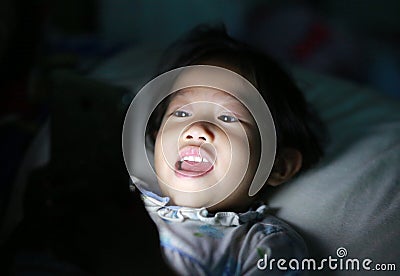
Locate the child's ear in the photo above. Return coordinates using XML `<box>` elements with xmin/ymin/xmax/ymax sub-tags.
<box><xmin>267</xmin><ymin>148</ymin><xmax>302</xmax><ymax>186</ymax></box>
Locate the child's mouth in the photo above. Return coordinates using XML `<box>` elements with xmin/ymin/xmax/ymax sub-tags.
<box><xmin>175</xmin><ymin>146</ymin><xmax>215</xmax><ymax>177</ymax></box>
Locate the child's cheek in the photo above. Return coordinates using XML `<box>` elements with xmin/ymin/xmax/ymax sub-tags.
<box><xmin>155</xmin><ymin>120</ymin><xmax>188</xmax><ymax>173</ymax></box>
<box><xmin>213</xmin><ymin>126</ymin><xmax>250</xmax><ymax>186</ymax></box>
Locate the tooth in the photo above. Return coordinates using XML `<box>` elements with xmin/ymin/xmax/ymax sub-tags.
<box><xmin>181</xmin><ymin>155</ymin><xmax>208</xmax><ymax>162</ymax></box>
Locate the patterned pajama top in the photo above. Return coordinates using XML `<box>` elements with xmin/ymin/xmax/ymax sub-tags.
<box><xmin>142</xmin><ymin>190</ymin><xmax>307</xmax><ymax>276</ymax></box>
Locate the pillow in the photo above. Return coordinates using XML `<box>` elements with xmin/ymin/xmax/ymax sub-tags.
<box><xmin>266</xmin><ymin>67</ymin><xmax>400</xmax><ymax>270</ymax></box>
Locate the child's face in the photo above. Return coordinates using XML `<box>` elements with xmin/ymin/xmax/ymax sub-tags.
<box><xmin>154</xmin><ymin>87</ymin><xmax>261</xmax><ymax>211</ymax></box>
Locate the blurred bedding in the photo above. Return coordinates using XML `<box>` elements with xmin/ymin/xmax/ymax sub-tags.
<box><xmin>269</xmin><ymin>68</ymin><xmax>400</xmax><ymax>269</ymax></box>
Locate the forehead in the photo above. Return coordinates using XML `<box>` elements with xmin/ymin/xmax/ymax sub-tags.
<box><xmin>171</xmin><ymin>87</ymin><xmax>243</xmax><ymax>106</ymax></box>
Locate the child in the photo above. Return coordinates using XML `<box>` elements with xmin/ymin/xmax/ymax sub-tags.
<box><xmin>133</xmin><ymin>25</ymin><xmax>324</xmax><ymax>275</ymax></box>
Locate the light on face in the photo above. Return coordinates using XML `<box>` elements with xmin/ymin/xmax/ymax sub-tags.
<box><xmin>122</xmin><ymin>65</ymin><xmax>276</xmax><ymax>208</ymax></box>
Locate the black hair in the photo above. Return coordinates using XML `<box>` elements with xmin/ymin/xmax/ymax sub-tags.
<box><xmin>146</xmin><ymin>24</ymin><xmax>326</xmax><ymax>172</ymax></box>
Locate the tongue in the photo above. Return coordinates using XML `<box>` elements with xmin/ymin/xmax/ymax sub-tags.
<box><xmin>180</xmin><ymin>161</ymin><xmax>213</xmax><ymax>173</ymax></box>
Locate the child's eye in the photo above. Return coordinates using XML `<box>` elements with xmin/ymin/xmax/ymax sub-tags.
<box><xmin>173</xmin><ymin>110</ymin><xmax>191</xmax><ymax>117</ymax></box>
<box><xmin>218</xmin><ymin>115</ymin><xmax>238</xmax><ymax>123</ymax></box>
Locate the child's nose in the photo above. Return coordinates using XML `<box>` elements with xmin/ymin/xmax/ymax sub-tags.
<box><xmin>183</xmin><ymin>122</ymin><xmax>214</xmax><ymax>142</ymax></box>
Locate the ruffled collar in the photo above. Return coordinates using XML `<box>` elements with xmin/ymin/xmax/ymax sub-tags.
<box><xmin>141</xmin><ymin>189</ymin><xmax>268</xmax><ymax>227</ymax></box>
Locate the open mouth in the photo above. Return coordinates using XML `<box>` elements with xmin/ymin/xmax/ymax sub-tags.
<box><xmin>175</xmin><ymin>146</ymin><xmax>215</xmax><ymax>177</ymax></box>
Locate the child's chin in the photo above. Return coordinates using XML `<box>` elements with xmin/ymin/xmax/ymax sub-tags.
<box><xmin>166</xmin><ymin>177</ymin><xmax>215</xmax><ymax>192</ymax></box>
<box><xmin>167</xmin><ymin>192</ymin><xmax>211</xmax><ymax>208</ymax></box>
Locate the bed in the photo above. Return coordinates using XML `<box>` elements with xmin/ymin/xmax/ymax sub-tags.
<box><xmin>3</xmin><ymin>46</ymin><xmax>399</xmax><ymax>275</ymax></box>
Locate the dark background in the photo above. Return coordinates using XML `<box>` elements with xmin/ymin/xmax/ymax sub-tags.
<box><xmin>1</xmin><ymin>0</ymin><xmax>399</xmax><ymax>274</ymax></box>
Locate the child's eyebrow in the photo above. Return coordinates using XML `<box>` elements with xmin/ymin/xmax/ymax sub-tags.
<box><xmin>170</xmin><ymin>90</ymin><xmax>193</xmax><ymax>104</ymax></box>
<box><xmin>168</xmin><ymin>92</ymin><xmax>190</xmax><ymax>106</ymax></box>
<box><xmin>217</xmin><ymin>94</ymin><xmax>249</xmax><ymax>113</ymax></box>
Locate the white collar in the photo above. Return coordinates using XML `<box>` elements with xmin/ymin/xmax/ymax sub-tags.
<box><xmin>141</xmin><ymin>189</ymin><xmax>268</xmax><ymax>227</ymax></box>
